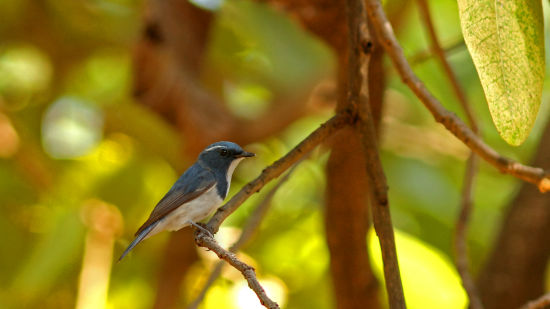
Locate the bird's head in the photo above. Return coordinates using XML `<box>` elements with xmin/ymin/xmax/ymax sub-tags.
<box><xmin>198</xmin><ymin>141</ymin><xmax>255</xmax><ymax>172</ymax></box>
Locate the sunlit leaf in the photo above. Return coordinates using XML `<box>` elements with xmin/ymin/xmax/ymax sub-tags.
<box><xmin>457</xmin><ymin>0</ymin><xmax>545</xmax><ymax>145</ymax></box>
<box><xmin>369</xmin><ymin>229</ymin><xmax>467</xmax><ymax>309</ymax></box>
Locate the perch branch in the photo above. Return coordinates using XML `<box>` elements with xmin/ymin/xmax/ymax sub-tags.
<box><xmin>192</xmin><ymin>114</ymin><xmax>347</xmax><ymax>307</ymax></box>
<box><xmin>345</xmin><ymin>0</ymin><xmax>406</xmax><ymax>307</ymax></box>
<box><xmin>205</xmin><ymin>113</ymin><xmax>349</xmax><ymax>233</ymax></box>
<box><xmin>519</xmin><ymin>293</ymin><xmax>550</xmax><ymax>309</ymax></box>
<box><xmin>416</xmin><ymin>1</ymin><xmax>483</xmax><ymax>307</ymax></box>
<box><xmin>364</xmin><ymin>0</ymin><xmax>550</xmax><ymax>192</ymax></box>
<box><xmin>194</xmin><ymin>232</ymin><xmax>279</xmax><ymax>309</ymax></box>
<box><xmin>188</xmin><ymin>166</ymin><xmax>297</xmax><ymax>309</ymax></box>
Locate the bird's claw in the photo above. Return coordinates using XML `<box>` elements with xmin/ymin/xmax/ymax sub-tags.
<box><xmin>189</xmin><ymin>221</ymin><xmax>214</xmax><ymax>238</ymax></box>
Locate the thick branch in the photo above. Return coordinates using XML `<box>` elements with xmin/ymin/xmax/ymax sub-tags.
<box><xmin>325</xmin><ymin>127</ymin><xmax>381</xmax><ymax>309</ymax></box>
<box><xmin>345</xmin><ymin>0</ymin><xmax>406</xmax><ymax>307</ymax></box>
<box><xmin>364</xmin><ymin>0</ymin><xmax>550</xmax><ymax>192</ymax></box>
<box><xmin>194</xmin><ymin>232</ymin><xmax>279</xmax><ymax>309</ymax></box>
<box><xmin>205</xmin><ymin>113</ymin><xmax>349</xmax><ymax>233</ymax></box>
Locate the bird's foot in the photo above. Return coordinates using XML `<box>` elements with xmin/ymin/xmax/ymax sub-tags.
<box><xmin>188</xmin><ymin>221</ymin><xmax>214</xmax><ymax>239</ymax></box>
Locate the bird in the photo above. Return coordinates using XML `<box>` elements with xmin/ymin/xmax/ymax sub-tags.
<box><xmin>118</xmin><ymin>141</ymin><xmax>255</xmax><ymax>261</ymax></box>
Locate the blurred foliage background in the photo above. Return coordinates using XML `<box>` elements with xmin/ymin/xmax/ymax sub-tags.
<box><xmin>1</xmin><ymin>0</ymin><xmax>549</xmax><ymax>308</ymax></box>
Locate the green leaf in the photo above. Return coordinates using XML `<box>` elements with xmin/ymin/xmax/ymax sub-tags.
<box><xmin>457</xmin><ymin>0</ymin><xmax>545</xmax><ymax>145</ymax></box>
<box><xmin>369</xmin><ymin>229</ymin><xmax>467</xmax><ymax>308</ymax></box>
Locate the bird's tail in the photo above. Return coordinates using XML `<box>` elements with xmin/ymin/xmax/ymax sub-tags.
<box><xmin>118</xmin><ymin>221</ymin><xmax>158</xmax><ymax>262</ymax></box>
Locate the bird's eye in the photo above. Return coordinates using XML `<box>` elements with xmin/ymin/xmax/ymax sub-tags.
<box><xmin>220</xmin><ymin>149</ymin><xmax>228</xmax><ymax>156</ymax></box>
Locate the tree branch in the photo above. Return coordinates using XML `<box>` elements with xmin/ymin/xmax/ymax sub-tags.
<box><xmin>188</xmin><ymin>165</ymin><xmax>297</xmax><ymax>309</ymax></box>
<box><xmin>189</xmin><ymin>114</ymin><xmax>347</xmax><ymax>307</ymax></box>
<box><xmin>416</xmin><ymin>0</ymin><xmax>476</xmax><ymax>132</ymax></box>
<box><xmin>204</xmin><ymin>113</ymin><xmax>349</xmax><ymax>233</ymax></box>
<box><xmin>409</xmin><ymin>39</ymin><xmax>465</xmax><ymax>66</ymax></box>
<box><xmin>344</xmin><ymin>0</ymin><xmax>406</xmax><ymax>307</ymax></box>
<box><xmin>364</xmin><ymin>0</ymin><xmax>550</xmax><ymax>192</ymax></box>
<box><xmin>194</xmin><ymin>232</ymin><xmax>280</xmax><ymax>309</ymax></box>
<box><xmin>519</xmin><ymin>293</ymin><xmax>550</xmax><ymax>309</ymax></box>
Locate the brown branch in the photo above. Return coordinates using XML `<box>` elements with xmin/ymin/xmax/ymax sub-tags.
<box><xmin>194</xmin><ymin>232</ymin><xmax>280</xmax><ymax>309</ymax></box>
<box><xmin>416</xmin><ymin>0</ymin><xmax>476</xmax><ymax>132</ymax></box>
<box><xmin>189</xmin><ymin>114</ymin><xmax>347</xmax><ymax>307</ymax></box>
<box><xmin>344</xmin><ymin>0</ymin><xmax>406</xmax><ymax>307</ymax></box>
<box><xmin>356</xmin><ymin>116</ymin><xmax>406</xmax><ymax>309</ymax></box>
<box><xmin>519</xmin><ymin>293</ymin><xmax>550</xmax><ymax>309</ymax></box>
<box><xmin>364</xmin><ymin>0</ymin><xmax>550</xmax><ymax>192</ymax></box>
<box><xmin>408</xmin><ymin>39</ymin><xmax>465</xmax><ymax>66</ymax></box>
<box><xmin>188</xmin><ymin>165</ymin><xmax>297</xmax><ymax>309</ymax></box>
<box><xmin>204</xmin><ymin>113</ymin><xmax>349</xmax><ymax>233</ymax></box>
<box><xmin>416</xmin><ymin>1</ymin><xmax>483</xmax><ymax>308</ymax></box>
<box><xmin>454</xmin><ymin>155</ymin><xmax>484</xmax><ymax>309</ymax></box>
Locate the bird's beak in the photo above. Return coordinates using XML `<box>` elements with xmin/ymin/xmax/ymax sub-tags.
<box><xmin>236</xmin><ymin>151</ymin><xmax>255</xmax><ymax>158</ymax></box>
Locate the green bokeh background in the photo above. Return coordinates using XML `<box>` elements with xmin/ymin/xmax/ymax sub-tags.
<box><xmin>1</xmin><ymin>0</ymin><xmax>549</xmax><ymax>308</ymax></box>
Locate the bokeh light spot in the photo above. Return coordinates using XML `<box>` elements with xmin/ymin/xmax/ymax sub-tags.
<box><xmin>0</xmin><ymin>45</ymin><xmax>52</xmax><ymax>93</ymax></box>
<box><xmin>0</xmin><ymin>112</ymin><xmax>20</xmax><ymax>157</ymax></box>
<box><xmin>232</xmin><ymin>277</ymin><xmax>287</xmax><ymax>309</ymax></box>
<box><xmin>368</xmin><ymin>228</ymin><xmax>467</xmax><ymax>309</ymax></box>
<box><xmin>42</xmin><ymin>96</ymin><xmax>103</xmax><ymax>159</ymax></box>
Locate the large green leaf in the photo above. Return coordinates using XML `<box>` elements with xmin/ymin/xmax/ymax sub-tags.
<box><xmin>457</xmin><ymin>0</ymin><xmax>545</xmax><ymax>145</ymax></box>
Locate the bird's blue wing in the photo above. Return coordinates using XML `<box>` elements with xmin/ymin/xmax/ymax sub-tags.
<box><xmin>134</xmin><ymin>163</ymin><xmax>216</xmax><ymax>236</ymax></box>
<box><xmin>118</xmin><ymin>164</ymin><xmax>216</xmax><ymax>261</ymax></box>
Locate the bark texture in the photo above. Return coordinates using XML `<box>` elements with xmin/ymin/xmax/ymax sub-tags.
<box><xmin>323</xmin><ymin>4</ymin><xmax>385</xmax><ymax>307</ymax></box>
<box><xmin>325</xmin><ymin>127</ymin><xmax>381</xmax><ymax>309</ymax></box>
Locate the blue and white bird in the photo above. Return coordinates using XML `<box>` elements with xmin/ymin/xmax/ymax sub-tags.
<box><xmin>119</xmin><ymin>141</ymin><xmax>254</xmax><ymax>261</ymax></box>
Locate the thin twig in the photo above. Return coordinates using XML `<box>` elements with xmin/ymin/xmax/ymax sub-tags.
<box><xmin>519</xmin><ymin>293</ymin><xmax>550</xmax><ymax>309</ymax></box>
<box><xmin>194</xmin><ymin>232</ymin><xmax>280</xmax><ymax>309</ymax></box>
<box><xmin>416</xmin><ymin>1</ymin><xmax>484</xmax><ymax>308</ymax></box>
<box><xmin>188</xmin><ymin>165</ymin><xmax>298</xmax><ymax>309</ymax></box>
<box><xmin>345</xmin><ymin>0</ymin><xmax>406</xmax><ymax>307</ymax></box>
<box><xmin>416</xmin><ymin>0</ymin><xmax>476</xmax><ymax>132</ymax></box>
<box><xmin>364</xmin><ymin>0</ymin><xmax>550</xmax><ymax>193</ymax></box>
<box><xmin>205</xmin><ymin>113</ymin><xmax>349</xmax><ymax>233</ymax></box>
<box><xmin>454</xmin><ymin>155</ymin><xmax>484</xmax><ymax>309</ymax></box>
<box><xmin>409</xmin><ymin>39</ymin><xmax>465</xmax><ymax>66</ymax></box>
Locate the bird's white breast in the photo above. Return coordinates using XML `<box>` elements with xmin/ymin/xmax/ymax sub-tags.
<box><xmin>225</xmin><ymin>157</ymin><xmax>244</xmax><ymax>196</ymax></box>
<box><xmin>148</xmin><ymin>186</ymin><xmax>223</xmax><ymax>237</ymax></box>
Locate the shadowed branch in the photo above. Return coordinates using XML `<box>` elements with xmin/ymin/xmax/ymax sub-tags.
<box><xmin>345</xmin><ymin>0</ymin><xmax>406</xmax><ymax>307</ymax></box>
